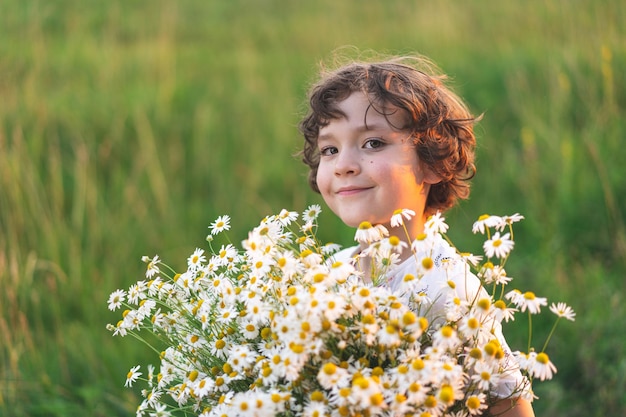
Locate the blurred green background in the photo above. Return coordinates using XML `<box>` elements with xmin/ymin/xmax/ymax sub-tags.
<box><xmin>1</xmin><ymin>0</ymin><xmax>625</xmax><ymax>415</ymax></box>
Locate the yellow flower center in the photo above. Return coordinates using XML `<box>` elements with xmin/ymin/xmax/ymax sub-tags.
<box><xmin>441</xmin><ymin>325</ymin><xmax>453</xmax><ymax>338</ymax></box>
<box><xmin>537</xmin><ymin>352</ymin><xmax>550</xmax><ymax>364</ymax></box>
<box><xmin>466</xmin><ymin>396</ymin><xmax>481</xmax><ymax>409</ymax></box>
<box><xmin>477</xmin><ymin>298</ymin><xmax>491</xmax><ymax>310</ymax></box>
<box><xmin>422</xmin><ymin>257</ymin><xmax>434</xmax><ymax>269</ymax></box>
<box><xmin>310</xmin><ymin>391</ymin><xmax>325</xmax><ymax>402</ymax></box>
<box><xmin>438</xmin><ymin>385</ymin><xmax>454</xmax><ymax>403</ymax></box>
<box><xmin>358</xmin><ymin>221</ymin><xmax>373</xmax><ymax>230</ymax></box>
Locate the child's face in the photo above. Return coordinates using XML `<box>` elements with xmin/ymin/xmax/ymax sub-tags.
<box><xmin>316</xmin><ymin>92</ymin><xmax>437</xmax><ymax>231</ymax></box>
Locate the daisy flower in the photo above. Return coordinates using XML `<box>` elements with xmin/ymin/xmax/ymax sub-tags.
<box><xmin>528</xmin><ymin>351</ymin><xmax>557</xmax><ymax>381</ymax></box>
<box><xmin>472</xmin><ymin>214</ymin><xmax>503</xmax><ymax>235</ymax></box>
<box><xmin>479</xmin><ymin>263</ymin><xmax>512</xmax><ymax>285</ymax></box>
<box><xmin>187</xmin><ymin>248</ymin><xmax>206</xmax><ymax>270</ymax></box>
<box><xmin>471</xmin><ymin>361</ymin><xmax>501</xmax><ymax>391</ymax></box>
<box><xmin>209</xmin><ymin>215</ymin><xmax>231</xmax><ymax>236</ymax></box>
<box><xmin>506</xmin><ymin>290</ymin><xmax>547</xmax><ymax>314</ymax></box>
<box><xmin>107</xmin><ymin>289</ymin><xmax>126</xmax><ymax>311</ymax></box>
<box><xmin>390</xmin><ymin>208</ymin><xmax>416</xmax><ymax>227</ymax></box>
<box><xmin>432</xmin><ymin>325</ymin><xmax>461</xmax><ymax>351</ymax></box>
<box><xmin>465</xmin><ymin>393</ymin><xmax>488</xmax><ymax>415</ymax></box>
<box><xmin>458</xmin><ymin>314</ymin><xmax>484</xmax><ymax>339</ymax></box>
<box><xmin>549</xmin><ymin>302</ymin><xmax>576</xmax><ymax>321</ymax></box>
<box><xmin>425</xmin><ymin>211</ymin><xmax>449</xmax><ymax>234</ymax></box>
<box><xmin>277</xmin><ymin>208</ymin><xmax>299</xmax><ymax>225</ymax></box>
<box><xmin>193</xmin><ymin>376</ymin><xmax>216</xmax><ymax>399</ymax></box>
<box><xmin>483</xmin><ymin>232</ymin><xmax>514</xmax><ymax>259</ymax></box>
<box><xmin>354</xmin><ymin>221</ymin><xmax>389</xmax><ymax>244</ymax></box>
<box><xmin>302</xmin><ymin>204</ymin><xmax>322</xmax><ymax>223</ymax></box>
<box><xmin>460</xmin><ymin>252</ymin><xmax>483</xmax><ymax>267</ymax></box>
<box><xmin>493</xmin><ymin>299</ymin><xmax>518</xmax><ymax>323</ymax></box>
<box><xmin>321</xmin><ymin>242</ymin><xmax>342</xmax><ymax>255</ymax></box>
<box><xmin>146</xmin><ymin>364</ymin><xmax>156</xmax><ymax>386</ymax></box>
<box><xmin>317</xmin><ymin>362</ymin><xmax>351</xmax><ymax>389</ymax></box>
<box><xmin>228</xmin><ymin>344</ymin><xmax>258</xmax><ymax>373</ymax></box>
<box><xmin>302</xmin><ymin>400</ymin><xmax>328</xmax><ymax>417</ymax></box>
<box><xmin>496</xmin><ymin>213</ymin><xmax>525</xmax><ymax>231</ymax></box>
<box><xmin>127</xmin><ymin>282</ymin><xmax>147</xmax><ymax>304</ymax></box>
<box><xmin>386</xmin><ymin>235</ymin><xmax>409</xmax><ymax>254</ymax></box>
<box><xmin>142</xmin><ymin>255</ymin><xmax>161</xmax><ymax>278</ymax></box>
<box><xmin>435</xmin><ymin>383</ymin><xmax>464</xmax><ymax>408</ymax></box>
<box><xmin>216</xmin><ymin>243</ymin><xmax>238</xmax><ymax>266</ymax></box>
<box><xmin>125</xmin><ymin>365</ymin><xmax>142</xmax><ymax>387</ymax></box>
<box><xmin>377</xmin><ymin>321</ymin><xmax>403</xmax><ymax>347</ymax></box>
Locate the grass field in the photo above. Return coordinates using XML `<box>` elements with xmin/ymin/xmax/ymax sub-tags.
<box><xmin>1</xmin><ymin>0</ymin><xmax>625</xmax><ymax>415</ymax></box>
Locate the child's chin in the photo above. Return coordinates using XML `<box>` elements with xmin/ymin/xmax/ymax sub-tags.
<box><xmin>340</xmin><ymin>217</ymin><xmax>364</xmax><ymax>228</ymax></box>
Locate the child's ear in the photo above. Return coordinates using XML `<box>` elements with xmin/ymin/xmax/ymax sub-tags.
<box><xmin>419</xmin><ymin>162</ymin><xmax>442</xmax><ymax>185</ymax></box>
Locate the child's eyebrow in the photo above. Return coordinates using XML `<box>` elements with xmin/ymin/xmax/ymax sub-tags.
<box><xmin>318</xmin><ymin>123</ymin><xmax>389</xmax><ymax>141</ymax></box>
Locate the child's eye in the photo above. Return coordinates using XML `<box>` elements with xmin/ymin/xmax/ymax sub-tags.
<box><xmin>320</xmin><ymin>146</ymin><xmax>338</xmax><ymax>156</ymax></box>
<box><xmin>363</xmin><ymin>138</ymin><xmax>384</xmax><ymax>149</ymax></box>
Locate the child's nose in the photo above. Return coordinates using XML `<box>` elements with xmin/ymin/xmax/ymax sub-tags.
<box><xmin>334</xmin><ymin>150</ymin><xmax>360</xmax><ymax>176</ymax></box>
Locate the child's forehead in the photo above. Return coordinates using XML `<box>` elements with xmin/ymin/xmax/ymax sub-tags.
<box><xmin>325</xmin><ymin>91</ymin><xmax>410</xmax><ymax>130</ymax></box>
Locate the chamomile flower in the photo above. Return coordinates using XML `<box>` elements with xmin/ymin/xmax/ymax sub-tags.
<box><xmin>277</xmin><ymin>208</ymin><xmax>299</xmax><ymax>226</ymax></box>
<box><xmin>209</xmin><ymin>215</ymin><xmax>231</xmax><ymax>235</ymax></box>
<box><xmin>321</xmin><ymin>242</ymin><xmax>342</xmax><ymax>255</ymax></box>
<box><xmin>302</xmin><ymin>401</ymin><xmax>328</xmax><ymax>417</ymax></box>
<box><xmin>142</xmin><ymin>255</ymin><xmax>161</xmax><ymax>278</ymax></box>
<box><xmin>433</xmin><ymin>325</ymin><xmax>461</xmax><ymax>351</ymax></box>
<box><xmin>300</xmin><ymin>220</ymin><xmax>315</xmax><ymax>233</ymax></box>
<box><xmin>479</xmin><ymin>263</ymin><xmax>511</xmax><ymax>285</ymax></box>
<box><xmin>302</xmin><ymin>204</ymin><xmax>322</xmax><ymax>223</ymax></box>
<box><xmin>125</xmin><ymin>365</ymin><xmax>142</xmax><ymax>387</ymax></box>
<box><xmin>493</xmin><ymin>299</ymin><xmax>518</xmax><ymax>323</ymax></box>
<box><xmin>549</xmin><ymin>302</ymin><xmax>576</xmax><ymax>321</ymax></box>
<box><xmin>527</xmin><ymin>351</ymin><xmax>557</xmax><ymax>381</ymax></box>
<box><xmin>460</xmin><ymin>252</ymin><xmax>483</xmax><ymax>267</ymax></box>
<box><xmin>210</xmin><ymin>338</ymin><xmax>231</xmax><ymax>360</ymax></box>
<box><xmin>128</xmin><ymin>281</ymin><xmax>147</xmax><ymax>304</ymax></box>
<box><xmin>354</xmin><ymin>221</ymin><xmax>389</xmax><ymax>244</ymax></box>
<box><xmin>465</xmin><ymin>393</ymin><xmax>488</xmax><ymax>415</ymax></box>
<box><xmin>187</xmin><ymin>248</ymin><xmax>207</xmax><ymax>270</ymax></box>
<box><xmin>377</xmin><ymin>320</ymin><xmax>403</xmax><ymax>347</ymax></box>
<box><xmin>506</xmin><ymin>290</ymin><xmax>547</xmax><ymax>314</ymax></box>
<box><xmin>107</xmin><ymin>289</ymin><xmax>126</xmax><ymax>311</ymax></box>
<box><xmin>317</xmin><ymin>361</ymin><xmax>352</xmax><ymax>389</ymax></box>
<box><xmin>386</xmin><ymin>235</ymin><xmax>409</xmax><ymax>254</ymax></box>
<box><xmin>228</xmin><ymin>344</ymin><xmax>258</xmax><ymax>373</ymax></box>
<box><xmin>436</xmin><ymin>382</ymin><xmax>464</xmax><ymax>408</ymax></box>
<box><xmin>471</xmin><ymin>361</ymin><xmax>501</xmax><ymax>391</ymax></box>
<box><xmin>472</xmin><ymin>214</ymin><xmax>503</xmax><ymax>235</ymax></box>
<box><xmin>216</xmin><ymin>243</ymin><xmax>238</xmax><ymax>266</ymax></box>
<box><xmin>240</xmin><ymin>320</ymin><xmax>260</xmax><ymax>340</ymax></box>
<box><xmin>458</xmin><ymin>313</ymin><xmax>485</xmax><ymax>339</ymax></box>
<box><xmin>425</xmin><ymin>211</ymin><xmax>449</xmax><ymax>234</ymax></box>
<box><xmin>390</xmin><ymin>208</ymin><xmax>416</xmax><ymax>227</ymax></box>
<box><xmin>483</xmin><ymin>232</ymin><xmax>514</xmax><ymax>259</ymax></box>
<box><xmin>496</xmin><ymin>213</ymin><xmax>525</xmax><ymax>231</ymax></box>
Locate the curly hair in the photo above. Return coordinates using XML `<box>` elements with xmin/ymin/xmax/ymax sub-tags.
<box><xmin>299</xmin><ymin>55</ymin><xmax>478</xmax><ymax>214</ymax></box>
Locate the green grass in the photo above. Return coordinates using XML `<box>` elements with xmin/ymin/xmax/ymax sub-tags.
<box><xmin>1</xmin><ymin>0</ymin><xmax>625</xmax><ymax>415</ymax></box>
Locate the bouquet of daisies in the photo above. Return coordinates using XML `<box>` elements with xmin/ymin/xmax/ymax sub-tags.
<box><xmin>107</xmin><ymin>206</ymin><xmax>574</xmax><ymax>417</ymax></box>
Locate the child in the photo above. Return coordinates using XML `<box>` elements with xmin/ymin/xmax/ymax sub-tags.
<box><xmin>299</xmin><ymin>54</ymin><xmax>535</xmax><ymax>417</ymax></box>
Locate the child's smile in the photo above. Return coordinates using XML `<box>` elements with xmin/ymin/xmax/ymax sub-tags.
<box><xmin>316</xmin><ymin>92</ymin><xmax>438</xmax><ymax>238</ymax></box>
